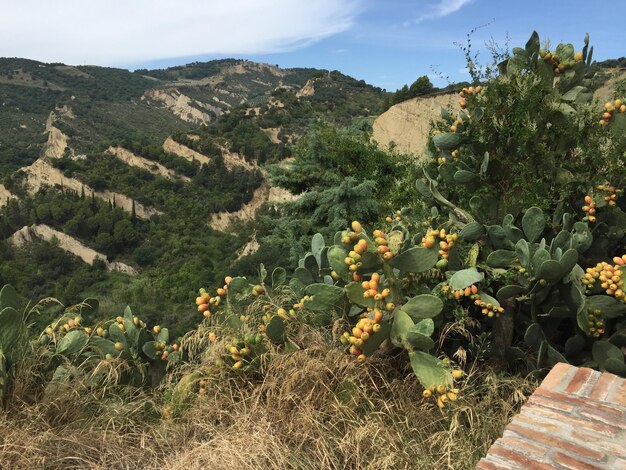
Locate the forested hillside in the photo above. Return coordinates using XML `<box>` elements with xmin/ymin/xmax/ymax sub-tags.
<box><xmin>0</xmin><ymin>57</ymin><xmax>386</xmax><ymax>333</ymax></box>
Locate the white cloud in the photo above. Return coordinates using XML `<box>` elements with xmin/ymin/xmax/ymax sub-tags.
<box><xmin>414</xmin><ymin>0</ymin><xmax>473</xmax><ymax>23</ymax></box>
<box><xmin>0</xmin><ymin>0</ymin><xmax>359</xmax><ymax>66</ymax></box>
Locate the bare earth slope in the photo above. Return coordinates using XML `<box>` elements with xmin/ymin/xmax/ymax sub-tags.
<box><xmin>372</xmin><ymin>93</ymin><xmax>457</xmax><ymax>159</ymax></box>
<box><xmin>163</xmin><ymin>137</ymin><xmax>211</xmax><ymax>165</ymax></box>
<box><xmin>22</xmin><ymin>159</ymin><xmax>162</xmax><ymax>219</ymax></box>
<box><xmin>0</xmin><ymin>184</ymin><xmax>16</xmax><ymax>207</ymax></box>
<box><xmin>9</xmin><ymin>224</ymin><xmax>138</xmax><ymax>275</ymax></box>
<box><xmin>106</xmin><ymin>146</ymin><xmax>190</xmax><ymax>182</ymax></box>
<box><xmin>208</xmin><ymin>182</ymin><xmax>296</xmax><ymax>232</ymax></box>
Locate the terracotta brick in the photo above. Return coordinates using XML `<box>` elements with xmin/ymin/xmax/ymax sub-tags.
<box><xmin>498</xmin><ymin>435</ymin><xmax>548</xmax><ymax>458</ymax></box>
<box><xmin>539</xmin><ymin>362</ymin><xmax>572</xmax><ymax>392</ymax></box>
<box><xmin>578</xmin><ymin>408</ymin><xmax>626</xmax><ymax>428</ymax></box>
<box><xmin>564</xmin><ymin>367</ymin><xmax>595</xmax><ymax>394</ymax></box>
<box><xmin>553</xmin><ymin>452</ymin><xmax>605</xmax><ymax>470</ymax></box>
<box><xmin>589</xmin><ymin>372</ymin><xmax>617</xmax><ymax>401</ymax></box>
<box><xmin>521</xmin><ymin>404</ymin><xmax>621</xmax><ymax>436</ymax></box>
<box><xmin>513</xmin><ymin>413</ymin><xmax>562</xmax><ymax>433</ymax></box>
<box><xmin>488</xmin><ymin>444</ymin><xmax>557</xmax><ymax>470</ymax></box>
<box><xmin>475</xmin><ymin>458</ymin><xmax>511</xmax><ymax>470</ymax></box>
<box><xmin>533</xmin><ymin>388</ymin><xmax>624</xmax><ymax>416</ymax></box>
<box><xmin>505</xmin><ymin>422</ymin><xmax>607</xmax><ymax>462</ymax></box>
<box><xmin>482</xmin><ymin>365</ymin><xmax>626</xmax><ymax>470</ymax></box>
<box><xmin>571</xmin><ymin>430</ymin><xmax>626</xmax><ymax>458</ymax></box>
<box><xmin>609</xmin><ymin>380</ymin><xmax>626</xmax><ymax>407</ymax></box>
<box><xmin>528</xmin><ymin>393</ymin><xmax>575</xmax><ymax>412</ymax></box>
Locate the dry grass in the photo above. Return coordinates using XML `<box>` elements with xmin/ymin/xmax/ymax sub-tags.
<box><xmin>0</xmin><ymin>331</ymin><xmax>537</xmax><ymax>470</ymax></box>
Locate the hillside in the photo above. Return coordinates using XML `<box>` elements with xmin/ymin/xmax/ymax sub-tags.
<box><xmin>372</xmin><ymin>92</ymin><xmax>457</xmax><ymax>158</ymax></box>
<box><xmin>0</xmin><ymin>56</ymin><xmax>385</xmax><ymax>331</ymax></box>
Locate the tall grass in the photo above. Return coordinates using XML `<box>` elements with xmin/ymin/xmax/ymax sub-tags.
<box><xmin>0</xmin><ymin>326</ymin><xmax>536</xmax><ymax>470</ymax></box>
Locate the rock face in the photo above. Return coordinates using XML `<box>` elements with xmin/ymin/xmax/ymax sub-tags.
<box><xmin>0</xmin><ymin>184</ymin><xmax>16</xmax><ymax>207</ymax></box>
<box><xmin>162</xmin><ymin>137</ymin><xmax>211</xmax><ymax>165</ymax></box>
<box><xmin>106</xmin><ymin>146</ymin><xmax>190</xmax><ymax>182</ymax></box>
<box><xmin>372</xmin><ymin>93</ymin><xmax>457</xmax><ymax>159</ymax></box>
<box><xmin>143</xmin><ymin>89</ymin><xmax>220</xmax><ymax>124</ymax></box>
<box><xmin>9</xmin><ymin>224</ymin><xmax>138</xmax><ymax>275</ymax></box>
<box><xmin>208</xmin><ymin>182</ymin><xmax>296</xmax><ymax>232</ymax></box>
<box><xmin>296</xmin><ymin>78</ymin><xmax>317</xmax><ymax>98</ymax></box>
<box><xmin>41</xmin><ymin>107</ymin><xmax>74</xmax><ymax>159</ymax></box>
<box><xmin>22</xmin><ymin>159</ymin><xmax>161</xmax><ymax>220</ymax></box>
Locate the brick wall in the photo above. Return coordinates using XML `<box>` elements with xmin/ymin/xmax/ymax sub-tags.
<box><xmin>477</xmin><ymin>363</ymin><xmax>626</xmax><ymax>470</ymax></box>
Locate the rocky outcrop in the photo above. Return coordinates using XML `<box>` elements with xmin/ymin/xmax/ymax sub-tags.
<box><xmin>41</xmin><ymin>106</ymin><xmax>74</xmax><ymax>159</ymax></box>
<box><xmin>296</xmin><ymin>78</ymin><xmax>317</xmax><ymax>98</ymax></box>
<box><xmin>9</xmin><ymin>224</ymin><xmax>138</xmax><ymax>275</ymax></box>
<box><xmin>106</xmin><ymin>146</ymin><xmax>190</xmax><ymax>182</ymax></box>
<box><xmin>162</xmin><ymin>137</ymin><xmax>211</xmax><ymax>165</ymax></box>
<box><xmin>42</xmin><ymin>126</ymin><xmax>69</xmax><ymax>159</ymax></box>
<box><xmin>0</xmin><ymin>184</ymin><xmax>16</xmax><ymax>207</ymax></box>
<box><xmin>372</xmin><ymin>93</ymin><xmax>457</xmax><ymax>159</ymax></box>
<box><xmin>208</xmin><ymin>182</ymin><xmax>297</xmax><ymax>232</ymax></box>
<box><xmin>142</xmin><ymin>89</ymin><xmax>220</xmax><ymax>124</ymax></box>
<box><xmin>22</xmin><ymin>159</ymin><xmax>161</xmax><ymax>220</ymax></box>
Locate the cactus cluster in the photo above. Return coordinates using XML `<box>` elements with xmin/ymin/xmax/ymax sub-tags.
<box><xmin>598</xmin><ymin>99</ymin><xmax>626</xmax><ymax>126</ymax></box>
<box><xmin>582</xmin><ymin>257</ymin><xmax>626</xmax><ymax>302</ymax></box>
<box><xmin>422</xmin><ymin>369</ymin><xmax>464</xmax><ymax>409</ymax></box>
<box><xmin>226</xmin><ymin>333</ymin><xmax>265</xmax><ymax>371</ymax></box>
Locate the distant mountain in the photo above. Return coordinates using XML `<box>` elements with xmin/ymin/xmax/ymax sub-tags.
<box><xmin>0</xmin><ymin>58</ymin><xmax>384</xmax><ymax>175</ymax></box>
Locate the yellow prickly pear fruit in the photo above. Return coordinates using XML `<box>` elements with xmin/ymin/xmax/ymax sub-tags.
<box><xmin>437</xmin><ymin>396</ymin><xmax>445</xmax><ymax>409</ymax></box>
<box><xmin>45</xmin><ymin>327</ymin><xmax>53</xmax><ymax>335</ymax></box>
<box><xmin>447</xmin><ymin>391</ymin><xmax>458</xmax><ymax>401</ymax></box>
<box><xmin>357</xmin><ymin>354</ymin><xmax>366</xmax><ymax>362</ymax></box>
<box><xmin>351</xmin><ymin>221</ymin><xmax>363</xmax><ymax>233</ymax></box>
<box><xmin>436</xmin><ymin>384</ymin><xmax>447</xmax><ymax>394</ymax></box>
<box><xmin>452</xmin><ymin>369</ymin><xmax>464</xmax><ymax>379</ymax></box>
<box><xmin>114</xmin><ymin>342</ymin><xmax>124</xmax><ymax>351</ymax></box>
<box><xmin>208</xmin><ymin>332</ymin><xmax>217</xmax><ymax>343</ymax></box>
<box><xmin>423</xmin><ymin>389</ymin><xmax>432</xmax><ymax>398</ymax></box>
<box><xmin>233</xmin><ymin>361</ymin><xmax>243</xmax><ymax>370</ymax></box>
<box><xmin>229</xmin><ymin>346</ymin><xmax>239</xmax><ymax>355</ymax></box>
<box><xmin>96</xmin><ymin>327</ymin><xmax>105</xmax><ymax>336</ymax></box>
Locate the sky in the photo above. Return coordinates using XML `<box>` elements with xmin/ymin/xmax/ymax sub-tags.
<box><xmin>2</xmin><ymin>0</ymin><xmax>626</xmax><ymax>91</ymax></box>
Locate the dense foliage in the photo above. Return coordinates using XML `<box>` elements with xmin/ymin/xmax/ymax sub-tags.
<box><xmin>1</xmin><ymin>31</ymin><xmax>625</xmax><ymax>469</ymax></box>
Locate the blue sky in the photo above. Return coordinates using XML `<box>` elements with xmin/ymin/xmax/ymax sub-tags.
<box><xmin>3</xmin><ymin>0</ymin><xmax>626</xmax><ymax>91</ymax></box>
